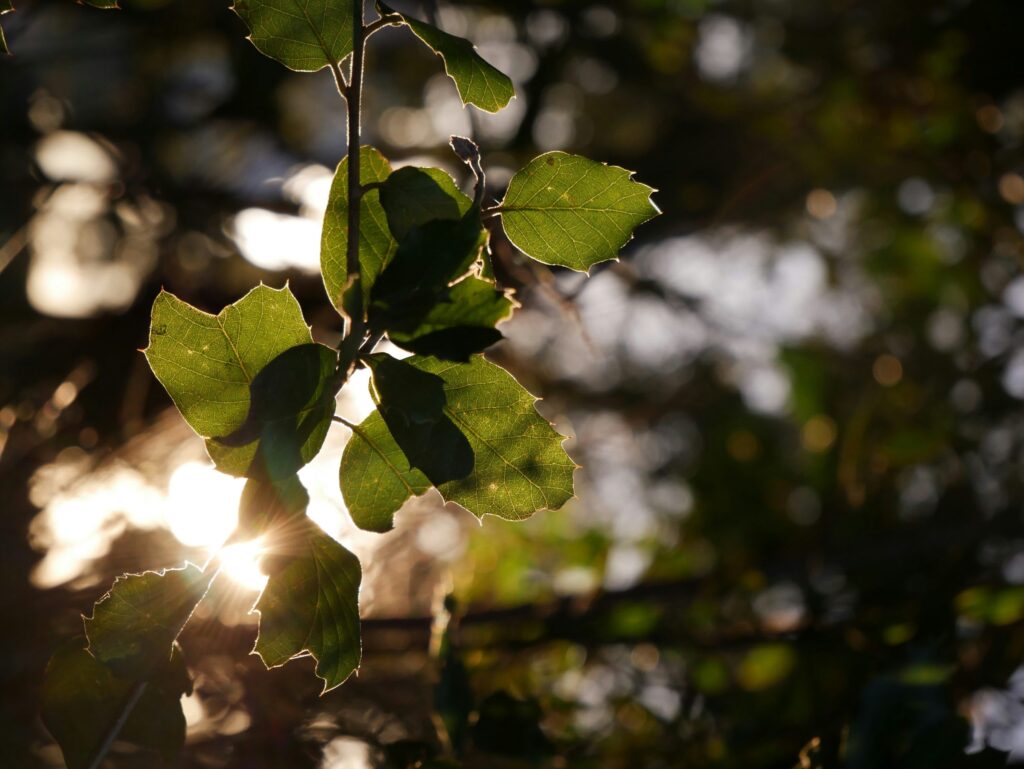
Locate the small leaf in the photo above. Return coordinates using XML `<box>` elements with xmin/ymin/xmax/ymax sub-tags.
<box><xmin>207</xmin><ymin>343</ymin><xmax>338</xmax><ymax>480</ymax></box>
<box><xmin>378</xmin><ymin>166</ymin><xmax>472</xmax><ymax>241</ymax></box>
<box><xmin>499</xmin><ymin>152</ymin><xmax>660</xmax><ymax>272</ymax></box>
<box><xmin>387</xmin><ymin>276</ymin><xmax>514</xmax><ymax>362</ymax></box>
<box><xmin>232</xmin><ymin>0</ymin><xmax>354</xmax><ymax>72</ymax></box>
<box><xmin>145</xmin><ymin>284</ymin><xmax>312</xmax><ymax>438</ymax></box>
<box><xmin>340</xmin><ymin>410</ymin><xmax>432</xmax><ymax>533</ymax></box>
<box><xmin>42</xmin><ymin>639</ymin><xmax>191</xmax><ymax>769</ymax></box>
<box><xmin>384</xmin><ymin>3</ymin><xmax>514</xmax><ymax>112</ymax></box>
<box><xmin>83</xmin><ymin>563</ymin><xmax>211</xmax><ymax>680</ymax></box>
<box><xmin>321</xmin><ymin>147</ymin><xmax>396</xmax><ymax>313</ymax></box>
<box><xmin>81</xmin><ymin>0</ymin><xmax>120</xmax><ymax>8</ymax></box>
<box><xmin>366</xmin><ymin>353</ymin><xmax>445</xmax><ymax>425</ymax></box>
<box><xmin>253</xmin><ymin>521</ymin><xmax>362</xmax><ymax>692</ymax></box>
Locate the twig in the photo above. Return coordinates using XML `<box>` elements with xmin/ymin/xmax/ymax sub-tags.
<box><xmin>86</xmin><ymin>681</ymin><xmax>148</xmax><ymax>769</ymax></box>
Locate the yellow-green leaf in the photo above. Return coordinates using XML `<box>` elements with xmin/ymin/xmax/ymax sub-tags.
<box><xmin>232</xmin><ymin>0</ymin><xmax>354</xmax><ymax>72</ymax></box>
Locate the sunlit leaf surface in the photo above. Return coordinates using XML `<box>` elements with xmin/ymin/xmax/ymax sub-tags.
<box><xmin>232</xmin><ymin>0</ymin><xmax>354</xmax><ymax>72</ymax></box>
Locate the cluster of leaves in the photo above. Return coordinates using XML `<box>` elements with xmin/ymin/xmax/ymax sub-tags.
<box><xmin>38</xmin><ymin>1</ymin><xmax>658</xmax><ymax>767</ymax></box>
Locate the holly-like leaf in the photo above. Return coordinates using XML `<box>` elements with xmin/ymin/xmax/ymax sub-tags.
<box><xmin>232</xmin><ymin>0</ymin><xmax>354</xmax><ymax>72</ymax></box>
<box><xmin>253</xmin><ymin>521</ymin><xmax>362</xmax><ymax>693</ymax></box>
<box><xmin>83</xmin><ymin>563</ymin><xmax>211</xmax><ymax>680</ymax></box>
<box><xmin>498</xmin><ymin>152</ymin><xmax>660</xmax><ymax>272</ymax></box>
<box><xmin>145</xmin><ymin>283</ymin><xmax>311</xmax><ymax>434</ymax></box>
<box><xmin>207</xmin><ymin>343</ymin><xmax>337</xmax><ymax>480</ymax></box>
<box><xmin>378</xmin><ymin>166</ymin><xmax>473</xmax><ymax>241</ymax></box>
<box><xmin>341</xmin><ymin>355</ymin><xmax>575</xmax><ymax>530</ymax></box>
<box><xmin>321</xmin><ymin>147</ymin><xmax>396</xmax><ymax>313</ymax></box>
<box><xmin>42</xmin><ymin>639</ymin><xmax>191</xmax><ymax>769</ymax></box>
<box><xmin>340</xmin><ymin>410</ymin><xmax>432</xmax><ymax>533</ymax></box>
<box><xmin>384</xmin><ymin>3</ymin><xmax>514</xmax><ymax>112</ymax></box>
<box><xmin>387</xmin><ymin>276</ymin><xmax>514</xmax><ymax>361</ymax></box>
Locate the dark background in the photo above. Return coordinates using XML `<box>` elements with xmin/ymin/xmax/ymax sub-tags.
<box><xmin>3</xmin><ymin>0</ymin><xmax>1024</xmax><ymax>767</ymax></box>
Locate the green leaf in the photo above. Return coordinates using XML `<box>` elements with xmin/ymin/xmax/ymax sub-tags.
<box><xmin>82</xmin><ymin>0</ymin><xmax>120</xmax><ymax>8</ymax></box>
<box><xmin>387</xmin><ymin>276</ymin><xmax>514</xmax><ymax>362</ymax></box>
<box><xmin>83</xmin><ymin>563</ymin><xmax>211</xmax><ymax>680</ymax></box>
<box><xmin>340</xmin><ymin>410</ymin><xmax>432</xmax><ymax>533</ymax></box>
<box><xmin>385</xmin><ymin>3</ymin><xmax>514</xmax><ymax>113</ymax></box>
<box><xmin>378</xmin><ymin>166</ymin><xmax>473</xmax><ymax>241</ymax></box>
<box><xmin>341</xmin><ymin>355</ymin><xmax>575</xmax><ymax>530</ymax></box>
<box><xmin>253</xmin><ymin>521</ymin><xmax>362</xmax><ymax>692</ymax></box>
<box><xmin>321</xmin><ymin>147</ymin><xmax>396</xmax><ymax>313</ymax></box>
<box><xmin>232</xmin><ymin>0</ymin><xmax>354</xmax><ymax>72</ymax></box>
<box><xmin>366</xmin><ymin>353</ymin><xmax>445</xmax><ymax>425</ymax></box>
<box><xmin>206</xmin><ymin>343</ymin><xmax>337</xmax><ymax>480</ymax></box>
<box><xmin>42</xmin><ymin>638</ymin><xmax>191</xmax><ymax>769</ymax></box>
<box><xmin>499</xmin><ymin>152</ymin><xmax>660</xmax><ymax>272</ymax></box>
<box><xmin>145</xmin><ymin>284</ymin><xmax>312</xmax><ymax>436</ymax></box>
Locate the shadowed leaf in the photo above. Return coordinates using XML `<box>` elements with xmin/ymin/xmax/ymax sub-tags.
<box><xmin>239</xmin><ymin>474</ymin><xmax>311</xmax><ymax>538</ymax></box>
<box><xmin>207</xmin><ymin>343</ymin><xmax>337</xmax><ymax>480</ymax></box>
<box><xmin>83</xmin><ymin>563</ymin><xmax>211</xmax><ymax>680</ymax></box>
<box><xmin>41</xmin><ymin>639</ymin><xmax>191</xmax><ymax>769</ymax></box>
<box><xmin>232</xmin><ymin>0</ymin><xmax>354</xmax><ymax>72</ymax></box>
<box><xmin>499</xmin><ymin>152</ymin><xmax>660</xmax><ymax>271</ymax></box>
<box><xmin>378</xmin><ymin>166</ymin><xmax>472</xmax><ymax>241</ymax></box>
<box><xmin>253</xmin><ymin>521</ymin><xmax>362</xmax><ymax>692</ymax></box>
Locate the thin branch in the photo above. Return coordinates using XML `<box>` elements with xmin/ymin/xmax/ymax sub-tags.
<box><xmin>365</xmin><ymin>14</ymin><xmax>402</xmax><ymax>38</ymax></box>
<box><xmin>86</xmin><ymin>681</ymin><xmax>148</xmax><ymax>769</ymax></box>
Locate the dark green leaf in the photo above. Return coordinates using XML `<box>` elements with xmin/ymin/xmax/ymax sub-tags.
<box><xmin>340</xmin><ymin>410</ymin><xmax>432</xmax><ymax>533</ymax></box>
<box><xmin>83</xmin><ymin>563</ymin><xmax>211</xmax><ymax>680</ymax></box>
<box><xmin>253</xmin><ymin>521</ymin><xmax>362</xmax><ymax>692</ymax></box>
<box><xmin>82</xmin><ymin>0</ymin><xmax>119</xmax><ymax>8</ymax></box>
<box><xmin>370</xmin><ymin>214</ymin><xmax>487</xmax><ymax>326</ymax></box>
<box><xmin>145</xmin><ymin>284</ymin><xmax>312</xmax><ymax>438</ymax></box>
<box><xmin>384</xmin><ymin>3</ymin><xmax>514</xmax><ymax>112</ymax></box>
<box><xmin>41</xmin><ymin>638</ymin><xmax>191</xmax><ymax>769</ymax></box>
<box><xmin>378</xmin><ymin>166</ymin><xmax>472</xmax><ymax>241</ymax></box>
<box><xmin>207</xmin><ymin>343</ymin><xmax>337</xmax><ymax>480</ymax></box>
<box><xmin>387</xmin><ymin>276</ymin><xmax>514</xmax><ymax>361</ymax></box>
<box><xmin>366</xmin><ymin>353</ymin><xmax>445</xmax><ymax>425</ymax></box>
<box><xmin>232</xmin><ymin>0</ymin><xmax>354</xmax><ymax>72</ymax></box>
<box><xmin>499</xmin><ymin>152</ymin><xmax>660</xmax><ymax>271</ymax></box>
<box><xmin>321</xmin><ymin>146</ymin><xmax>396</xmax><ymax>313</ymax></box>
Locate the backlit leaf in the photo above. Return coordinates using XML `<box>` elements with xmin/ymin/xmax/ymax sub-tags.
<box><xmin>253</xmin><ymin>521</ymin><xmax>362</xmax><ymax>692</ymax></box>
<box><xmin>83</xmin><ymin>563</ymin><xmax>211</xmax><ymax>680</ymax></box>
<box><xmin>232</xmin><ymin>0</ymin><xmax>354</xmax><ymax>72</ymax></box>
<box><xmin>239</xmin><ymin>474</ymin><xmax>310</xmax><ymax>538</ymax></box>
<box><xmin>145</xmin><ymin>284</ymin><xmax>312</xmax><ymax>438</ymax></box>
<box><xmin>384</xmin><ymin>3</ymin><xmax>514</xmax><ymax>112</ymax></box>
<box><xmin>0</xmin><ymin>1</ymin><xmax>12</xmax><ymax>55</ymax></box>
<box><xmin>341</xmin><ymin>355</ymin><xmax>575</xmax><ymax>530</ymax></box>
<box><xmin>340</xmin><ymin>410</ymin><xmax>431</xmax><ymax>533</ymax></box>
<box><xmin>499</xmin><ymin>152</ymin><xmax>660</xmax><ymax>271</ymax></box>
<box><xmin>321</xmin><ymin>147</ymin><xmax>395</xmax><ymax>312</ymax></box>
<box><xmin>206</xmin><ymin>343</ymin><xmax>337</xmax><ymax>480</ymax></box>
<box><xmin>42</xmin><ymin>639</ymin><xmax>191</xmax><ymax>769</ymax></box>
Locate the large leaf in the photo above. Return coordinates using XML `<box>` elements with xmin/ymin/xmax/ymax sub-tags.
<box><xmin>341</xmin><ymin>355</ymin><xmax>575</xmax><ymax>530</ymax></box>
<box><xmin>232</xmin><ymin>0</ymin><xmax>354</xmax><ymax>72</ymax></box>
<box><xmin>498</xmin><ymin>152</ymin><xmax>660</xmax><ymax>272</ymax></box>
<box><xmin>340</xmin><ymin>410</ymin><xmax>432</xmax><ymax>532</ymax></box>
<box><xmin>384</xmin><ymin>3</ymin><xmax>514</xmax><ymax>112</ymax></box>
<box><xmin>387</xmin><ymin>276</ymin><xmax>514</xmax><ymax>362</ymax></box>
<box><xmin>145</xmin><ymin>284</ymin><xmax>312</xmax><ymax>437</ymax></box>
<box><xmin>321</xmin><ymin>147</ymin><xmax>396</xmax><ymax>313</ymax></box>
<box><xmin>42</xmin><ymin>639</ymin><xmax>191</xmax><ymax>769</ymax></box>
<box><xmin>83</xmin><ymin>563</ymin><xmax>211</xmax><ymax>679</ymax></box>
<box><xmin>239</xmin><ymin>474</ymin><xmax>310</xmax><ymax>538</ymax></box>
<box><xmin>378</xmin><ymin>166</ymin><xmax>472</xmax><ymax>241</ymax></box>
<box><xmin>207</xmin><ymin>343</ymin><xmax>337</xmax><ymax>480</ymax></box>
<box><xmin>253</xmin><ymin>522</ymin><xmax>362</xmax><ymax>692</ymax></box>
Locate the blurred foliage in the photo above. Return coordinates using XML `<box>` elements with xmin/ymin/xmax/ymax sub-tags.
<box><xmin>4</xmin><ymin>0</ymin><xmax>1024</xmax><ymax>768</ymax></box>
